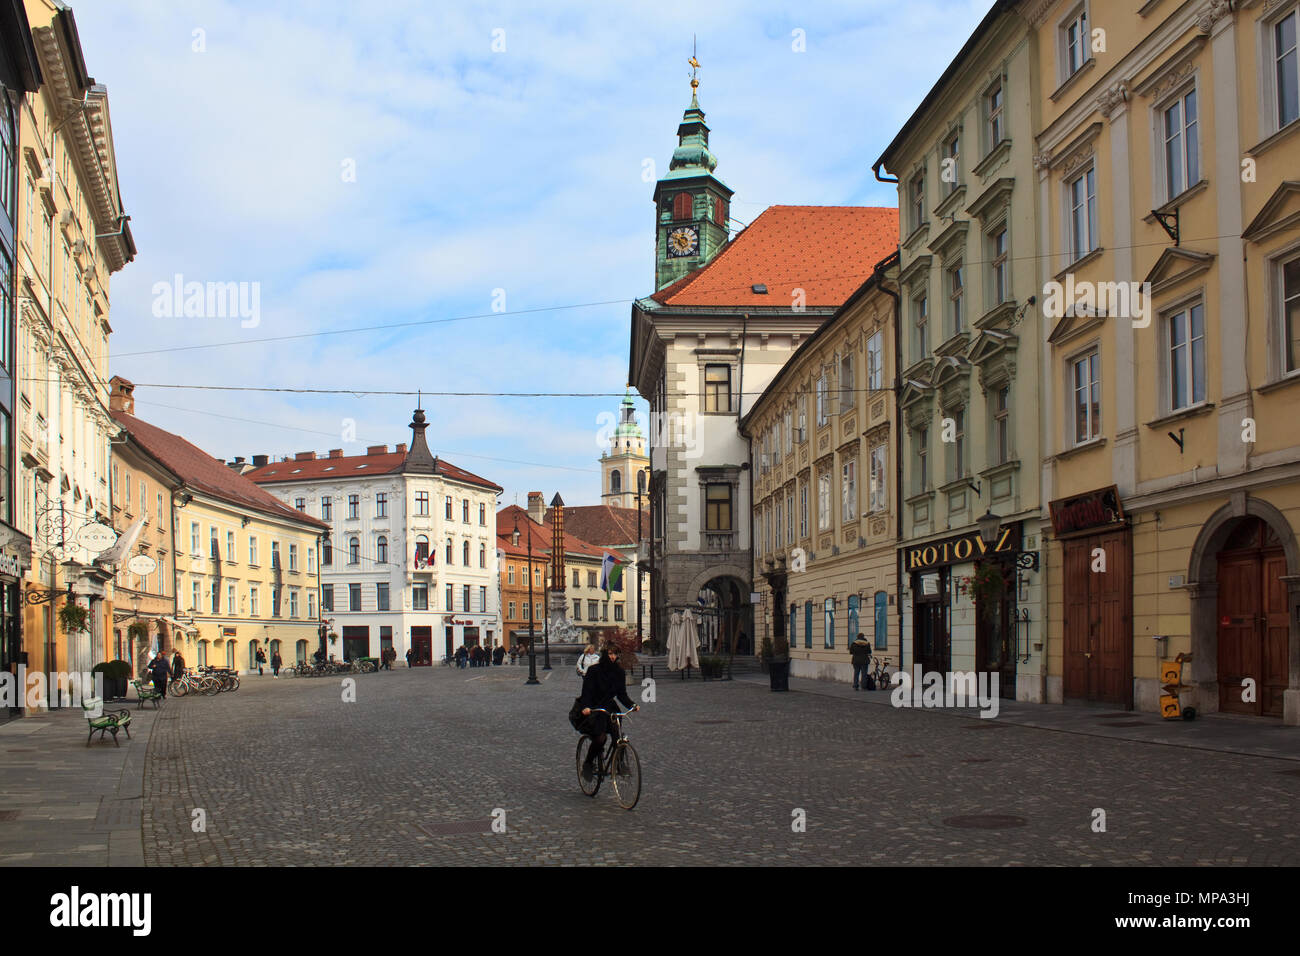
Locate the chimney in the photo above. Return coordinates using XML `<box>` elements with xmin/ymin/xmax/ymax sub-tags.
<box><xmin>294</xmin><ymin>451</ymin><xmax>315</xmax><ymax>462</ymax></box>
<box><xmin>396</xmin><ymin>443</ymin><xmax>407</xmax><ymax>454</ymax></box>
<box><xmin>227</xmin><ymin>456</ymin><xmax>247</xmax><ymax>472</ymax></box>
<box><xmin>252</xmin><ymin>455</ymin><xmax>269</xmax><ymax>468</ymax></box>
<box><xmin>109</xmin><ymin>375</ymin><xmax>135</xmax><ymax>414</ymax></box>
<box><xmin>366</xmin><ymin>445</ymin><xmax>386</xmax><ymax>455</ymax></box>
<box><xmin>329</xmin><ymin>449</ymin><xmax>344</xmax><ymax>458</ymax></box>
<box><xmin>527</xmin><ymin>492</ymin><xmax>545</xmax><ymax>525</ymax></box>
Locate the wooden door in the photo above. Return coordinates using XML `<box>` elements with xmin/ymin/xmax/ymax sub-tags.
<box><xmin>1217</xmin><ymin>547</ymin><xmax>1288</xmax><ymax>717</ymax></box>
<box><xmin>1063</xmin><ymin>531</ymin><xmax>1132</xmax><ymax>705</ymax></box>
<box><xmin>410</xmin><ymin>626</ymin><xmax>432</xmax><ymax>667</ymax></box>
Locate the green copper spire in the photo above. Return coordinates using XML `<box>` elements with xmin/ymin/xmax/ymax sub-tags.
<box><xmin>652</xmin><ymin>48</ymin><xmax>735</xmax><ymax>291</ymax></box>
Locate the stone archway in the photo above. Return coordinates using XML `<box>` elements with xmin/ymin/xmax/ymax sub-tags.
<box><xmin>1186</xmin><ymin>493</ymin><xmax>1300</xmax><ymax>725</ymax></box>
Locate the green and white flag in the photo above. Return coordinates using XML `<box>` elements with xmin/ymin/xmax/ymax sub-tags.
<box><xmin>600</xmin><ymin>553</ymin><xmax>624</xmax><ymax>596</ymax></box>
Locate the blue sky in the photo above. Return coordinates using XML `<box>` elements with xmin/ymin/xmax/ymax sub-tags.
<box><xmin>74</xmin><ymin>0</ymin><xmax>993</xmax><ymax>508</ymax></box>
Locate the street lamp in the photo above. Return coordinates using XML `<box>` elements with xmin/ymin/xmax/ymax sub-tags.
<box><xmin>516</xmin><ymin>514</ymin><xmax>539</xmax><ymax>686</ymax></box>
<box><xmin>976</xmin><ymin>508</ymin><xmax>1039</xmax><ymax>571</ymax></box>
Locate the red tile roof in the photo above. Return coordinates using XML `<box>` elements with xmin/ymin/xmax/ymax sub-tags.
<box><xmin>111</xmin><ymin>411</ymin><xmax>329</xmax><ymax>530</ymax></box>
<box><xmin>649</xmin><ymin>205</ymin><xmax>899</xmax><ymax>308</ymax></box>
<box><xmin>245</xmin><ymin>449</ymin><xmax>502</xmax><ymax>492</ymax></box>
<box><xmin>543</xmin><ymin>505</ymin><xmax>644</xmax><ymax>548</ymax></box>
<box><xmin>496</xmin><ymin>506</ymin><xmax>619</xmax><ymax>562</ymax></box>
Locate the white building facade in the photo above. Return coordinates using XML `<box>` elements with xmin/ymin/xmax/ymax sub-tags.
<box><xmin>245</xmin><ymin>409</ymin><xmax>503</xmax><ymax>664</ymax></box>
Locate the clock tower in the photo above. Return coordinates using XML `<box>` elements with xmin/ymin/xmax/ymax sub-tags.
<box><xmin>653</xmin><ymin>60</ymin><xmax>733</xmax><ymax>291</ymax></box>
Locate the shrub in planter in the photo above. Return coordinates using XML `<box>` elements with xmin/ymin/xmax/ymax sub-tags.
<box><xmin>698</xmin><ymin>655</ymin><xmax>726</xmax><ymax>679</ymax></box>
<box><xmin>92</xmin><ymin>660</ymin><xmax>131</xmax><ymax>699</ymax></box>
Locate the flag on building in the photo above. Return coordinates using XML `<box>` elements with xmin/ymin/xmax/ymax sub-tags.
<box><xmin>600</xmin><ymin>552</ymin><xmax>624</xmax><ymax>596</ymax></box>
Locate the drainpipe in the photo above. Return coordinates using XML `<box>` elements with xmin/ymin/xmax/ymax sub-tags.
<box><xmin>873</xmin><ymin>161</ymin><xmax>900</xmax><ymax>185</ymax></box>
<box><xmin>739</xmin><ymin>312</ymin><xmax>750</xmax><ymax>657</ymax></box>
<box><xmin>879</xmin><ymin>270</ymin><xmax>904</xmax><ymax>673</ymax></box>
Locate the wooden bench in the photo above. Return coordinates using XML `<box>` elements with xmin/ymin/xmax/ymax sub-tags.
<box><xmin>130</xmin><ymin>678</ymin><xmax>163</xmax><ymax>710</ymax></box>
<box><xmin>82</xmin><ymin>698</ymin><xmax>132</xmax><ymax>747</ymax></box>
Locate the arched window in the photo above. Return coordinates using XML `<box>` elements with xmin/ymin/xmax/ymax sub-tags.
<box><xmin>414</xmin><ymin>535</ymin><xmax>429</xmax><ymax>567</ymax></box>
<box><xmin>248</xmin><ymin>641</ymin><xmax>259</xmax><ymax>670</ymax></box>
<box><xmin>226</xmin><ymin>641</ymin><xmax>236</xmax><ymax>669</ymax></box>
<box><xmin>847</xmin><ymin>595</ymin><xmax>860</xmax><ymax>646</ymax></box>
<box><xmin>611</xmin><ymin>471</ymin><xmax>621</xmax><ymax>493</ymax></box>
<box><xmin>348</xmin><ymin>537</ymin><xmax>360</xmax><ymax>564</ymax></box>
<box><xmin>804</xmin><ymin>601</ymin><xmax>813</xmax><ymax>650</ymax></box>
<box><xmin>874</xmin><ymin>591</ymin><xmax>888</xmax><ymax>650</ymax></box>
<box><xmin>672</xmin><ymin>192</ymin><xmax>692</xmax><ymax>220</ymax></box>
<box><xmin>322</xmin><ymin>538</ymin><xmax>332</xmax><ymax>566</ymax></box>
<box><xmin>445</xmin><ymin>538</ymin><xmax>453</xmax><ymax>564</ymax></box>
<box><xmin>377</xmin><ymin>536</ymin><xmax>388</xmax><ymax>564</ymax></box>
<box><xmin>295</xmin><ymin>639</ymin><xmax>308</xmax><ymax>664</ymax></box>
<box><xmin>479</xmin><ymin>543</ymin><xmax>486</xmax><ymax>568</ymax></box>
<box><xmin>462</xmin><ymin>540</ymin><xmax>470</xmax><ymax>565</ymax></box>
<box><xmin>824</xmin><ymin>597</ymin><xmax>836</xmax><ymax>649</ymax></box>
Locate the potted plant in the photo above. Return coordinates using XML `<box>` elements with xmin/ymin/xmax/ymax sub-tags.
<box><xmin>698</xmin><ymin>655</ymin><xmax>725</xmax><ymax>680</ymax></box>
<box><xmin>58</xmin><ymin>603</ymin><xmax>89</xmax><ymax>635</ymax></box>
<box><xmin>759</xmin><ymin>636</ymin><xmax>774</xmax><ymax>674</ymax></box>
<box><xmin>970</xmin><ymin>562</ymin><xmax>1009</xmax><ymax>621</ymax></box>
<box><xmin>769</xmin><ymin>631</ymin><xmax>790</xmax><ymax>692</ymax></box>
<box><xmin>328</xmin><ymin>631</ymin><xmax>339</xmax><ymax>646</ymax></box>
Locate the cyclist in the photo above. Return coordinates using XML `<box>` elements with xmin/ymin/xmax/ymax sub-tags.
<box><xmin>577</xmin><ymin>644</ymin><xmax>638</xmax><ymax>781</ymax></box>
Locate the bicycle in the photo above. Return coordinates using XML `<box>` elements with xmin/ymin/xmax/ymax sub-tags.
<box><xmin>575</xmin><ymin>706</ymin><xmax>642</xmax><ymax>809</ymax></box>
<box><xmin>871</xmin><ymin>656</ymin><xmax>893</xmax><ymax>691</ymax></box>
<box><xmin>169</xmin><ymin>672</ymin><xmax>220</xmax><ymax>697</ymax></box>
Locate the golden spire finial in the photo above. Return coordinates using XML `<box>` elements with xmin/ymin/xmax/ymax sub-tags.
<box><xmin>689</xmin><ymin>35</ymin><xmax>700</xmax><ymax>92</ymax></box>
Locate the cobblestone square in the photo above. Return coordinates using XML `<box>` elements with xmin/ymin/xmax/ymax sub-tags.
<box><xmin>133</xmin><ymin>667</ymin><xmax>1300</xmax><ymax>866</ymax></box>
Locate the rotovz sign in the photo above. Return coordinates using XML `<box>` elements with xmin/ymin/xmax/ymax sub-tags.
<box><xmin>904</xmin><ymin>525</ymin><xmax>1021</xmax><ymax>573</ymax></box>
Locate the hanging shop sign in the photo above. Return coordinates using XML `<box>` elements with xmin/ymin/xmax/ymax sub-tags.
<box><xmin>127</xmin><ymin>553</ymin><xmax>158</xmax><ymax>576</ymax></box>
<box><xmin>1049</xmin><ymin>485</ymin><xmax>1125</xmax><ymax>536</ymax></box>
<box><xmin>74</xmin><ymin>523</ymin><xmax>119</xmax><ymax>554</ymax></box>
<box><xmin>904</xmin><ymin>524</ymin><xmax>1022</xmax><ymax>573</ymax></box>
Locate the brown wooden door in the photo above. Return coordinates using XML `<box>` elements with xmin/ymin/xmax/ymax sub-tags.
<box><xmin>1217</xmin><ymin>548</ymin><xmax>1287</xmax><ymax>717</ymax></box>
<box><xmin>410</xmin><ymin>626</ymin><xmax>432</xmax><ymax>666</ymax></box>
<box><xmin>1063</xmin><ymin>531</ymin><xmax>1132</xmax><ymax>705</ymax></box>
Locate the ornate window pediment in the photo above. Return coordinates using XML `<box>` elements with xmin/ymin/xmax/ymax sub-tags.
<box><xmin>1143</xmin><ymin>247</ymin><xmax>1215</xmax><ymax>296</ymax></box>
<box><xmin>927</xmin><ymin>218</ymin><xmax>969</xmax><ymax>259</ymax></box>
<box><xmin>965</xmin><ymin>177</ymin><xmax>1015</xmax><ymax>224</ymax></box>
<box><xmin>898</xmin><ymin>254</ymin><xmax>932</xmax><ymax>292</ymax></box>
<box><xmin>934</xmin><ymin>357</ymin><xmax>971</xmax><ymax>409</ymax></box>
<box><xmin>1242</xmin><ymin>181</ymin><xmax>1300</xmax><ymax>244</ymax></box>
<box><xmin>969</xmin><ymin>330</ymin><xmax>1019</xmax><ymax>392</ymax></box>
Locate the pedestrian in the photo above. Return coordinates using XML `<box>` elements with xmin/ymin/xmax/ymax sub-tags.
<box><xmin>455</xmin><ymin>645</ymin><xmax>468</xmax><ymax>669</ymax></box>
<box><xmin>576</xmin><ymin>643</ymin><xmax>599</xmax><ymax>678</ymax></box>
<box><xmin>405</xmin><ymin>648</ymin><xmax>413</xmax><ymax>668</ymax></box>
<box><xmin>170</xmin><ymin>648</ymin><xmax>186</xmax><ymax>693</ymax></box>
<box><xmin>255</xmin><ymin>647</ymin><xmax>266</xmax><ymax>676</ymax></box>
<box><xmin>509</xmin><ymin>644</ymin><xmax>518</xmax><ymax>665</ymax></box>
<box><xmin>271</xmin><ymin>650</ymin><xmax>282</xmax><ymax>678</ymax></box>
<box><xmin>736</xmin><ymin>630</ymin><xmax>749</xmax><ymax>655</ymax></box>
<box><xmin>493</xmin><ymin>644</ymin><xmax>505</xmax><ymax>666</ymax></box>
<box><xmin>850</xmin><ymin>631</ymin><xmax>873</xmax><ymax>691</ymax></box>
<box><xmin>148</xmin><ymin>651</ymin><xmax>171</xmax><ymax>699</ymax></box>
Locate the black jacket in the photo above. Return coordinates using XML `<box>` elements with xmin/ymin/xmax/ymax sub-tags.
<box><xmin>149</xmin><ymin>658</ymin><xmax>171</xmax><ymax>684</ymax></box>
<box><xmin>850</xmin><ymin>638</ymin><xmax>872</xmax><ymax>666</ymax></box>
<box><xmin>579</xmin><ymin>659</ymin><xmax>634</xmax><ymax>712</ymax></box>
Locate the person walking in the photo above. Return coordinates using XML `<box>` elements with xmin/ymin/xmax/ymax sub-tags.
<box><xmin>170</xmin><ymin>648</ymin><xmax>186</xmax><ymax>694</ymax></box>
<box><xmin>148</xmin><ymin>651</ymin><xmax>171</xmax><ymax>700</ymax></box>
<box><xmin>255</xmin><ymin>647</ymin><xmax>266</xmax><ymax>676</ymax></box>
<box><xmin>405</xmin><ymin>648</ymin><xmax>413</xmax><ymax>668</ymax></box>
<box><xmin>493</xmin><ymin>644</ymin><xmax>505</xmax><ymax>666</ymax></box>
<box><xmin>271</xmin><ymin>650</ymin><xmax>282</xmax><ymax>679</ymax></box>
<box><xmin>576</xmin><ymin>643</ymin><xmax>599</xmax><ymax>678</ymax></box>
<box><xmin>455</xmin><ymin>644</ymin><xmax>468</xmax><ymax>669</ymax></box>
<box><xmin>850</xmin><ymin>632</ymin><xmax>873</xmax><ymax>691</ymax></box>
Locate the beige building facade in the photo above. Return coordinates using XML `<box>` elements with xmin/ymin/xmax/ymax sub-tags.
<box><xmin>743</xmin><ymin>256</ymin><xmax>902</xmax><ymax>680</ymax></box>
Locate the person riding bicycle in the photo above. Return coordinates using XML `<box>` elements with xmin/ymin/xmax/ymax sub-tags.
<box><xmin>577</xmin><ymin>645</ymin><xmax>638</xmax><ymax>781</ymax></box>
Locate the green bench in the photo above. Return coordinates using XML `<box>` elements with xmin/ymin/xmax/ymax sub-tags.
<box><xmin>82</xmin><ymin>698</ymin><xmax>132</xmax><ymax>747</ymax></box>
<box><xmin>130</xmin><ymin>678</ymin><xmax>164</xmax><ymax>709</ymax></box>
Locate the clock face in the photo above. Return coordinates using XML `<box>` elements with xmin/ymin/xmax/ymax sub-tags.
<box><xmin>667</xmin><ymin>225</ymin><xmax>699</xmax><ymax>258</ymax></box>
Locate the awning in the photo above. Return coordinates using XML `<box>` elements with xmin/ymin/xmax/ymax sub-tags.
<box><xmin>163</xmin><ymin>616</ymin><xmax>199</xmax><ymax>634</ymax></box>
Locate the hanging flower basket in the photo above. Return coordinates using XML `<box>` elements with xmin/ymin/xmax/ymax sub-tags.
<box><xmin>970</xmin><ymin>562</ymin><xmax>1008</xmax><ymax>620</ymax></box>
<box><xmin>328</xmin><ymin>632</ymin><xmax>339</xmax><ymax>645</ymax></box>
<box><xmin>58</xmin><ymin>603</ymin><xmax>90</xmax><ymax>634</ymax></box>
<box><xmin>127</xmin><ymin>621</ymin><xmax>150</xmax><ymax>642</ymax></box>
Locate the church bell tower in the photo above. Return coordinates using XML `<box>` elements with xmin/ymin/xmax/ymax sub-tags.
<box><xmin>653</xmin><ymin>50</ymin><xmax>733</xmax><ymax>291</ymax></box>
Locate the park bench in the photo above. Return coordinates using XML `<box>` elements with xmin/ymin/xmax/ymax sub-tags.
<box><xmin>130</xmin><ymin>678</ymin><xmax>163</xmax><ymax>710</ymax></box>
<box><xmin>82</xmin><ymin>698</ymin><xmax>132</xmax><ymax>747</ymax></box>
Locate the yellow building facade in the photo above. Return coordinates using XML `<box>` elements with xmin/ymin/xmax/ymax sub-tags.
<box><xmin>743</xmin><ymin>257</ymin><xmax>901</xmax><ymax>680</ymax></box>
<box><xmin>109</xmin><ymin>380</ymin><xmax>327</xmax><ymax>674</ymax></box>
<box><xmin>1031</xmin><ymin>0</ymin><xmax>1300</xmax><ymax>723</ymax></box>
<box><xmin>15</xmin><ymin>0</ymin><xmax>135</xmax><ymax>689</ymax></box>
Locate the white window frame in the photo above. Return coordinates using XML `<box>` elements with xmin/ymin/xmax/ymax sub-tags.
<box><xmin>1265</xmin><ymin>5</ymin><xmax>1300</xmax><ymax>134</ymax></box>
<box><xmin>839</xmin><ymin>353</ymin><xmax>854</xmax><ymax>411</ymax></box>
<box><xmin>985</xmin><ymin>78</ymin><xmax>1005</xmax><ymax>154</ymax></box>
<box><xmin>867</xmin><ymin>331</ymin><xmax>883</xmax><ymax>391</ymax></box>
<box><xmin>816</xmin><ymin>374</ymin><xmax>828</xmax><ymax>426</ymax></box>
<box><xmin>1069</xmin><ymin>346</ymin><xmax>1102</xmax><ymax>445</ymax></box>
<box><xmin>1279</xmin><ymin>250</ymin><xmax>1300</xmax><ymax>377</ymax></box>
<box><xmin>947</xmin><ymin>260</ymin><xmax>964</xmax><ymax>336</ymax></box>
<box><xmin>988</xmin><ymin>226</ymin><xmax>1009</xmax><ymax>307</ymax></box>
<box><xmin>799</xmin><ymin>484</ymin><xmax>808</xmax><ymax>538</ymax></box>
<box><xmin>817</xmin><ymin>472</ymin><xmax>832</xmax><ymax>531</ymax></box>
<box><xmin>1156</xmin><ymin>83</ymin><xmax>1200</xmax><ymax>204</ymax></box>
<box><xmin>1066</xmin><ymin>164</ymin><xmax>1098</xmax><ymax>262</ymax></box>
<box><xmin>870</xmin><ymin>443</ymin><xmax>888</xmax><ymax>513</ymax></box>
<box><xmin>1164</xmin><ymin>299</ymin><xmax>1207</xmax><ymax>412</ymax></box>
<box><xmin>1059</xmin><ymin>4</ymin><xmax>1091</xmax><ymax>83</ymax></box>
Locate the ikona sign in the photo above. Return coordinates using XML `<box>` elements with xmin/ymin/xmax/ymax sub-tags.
<box><xmin>905</xmin><ymin>525</ymin><xmax>1022</xmax><ymax>573</ymax></box>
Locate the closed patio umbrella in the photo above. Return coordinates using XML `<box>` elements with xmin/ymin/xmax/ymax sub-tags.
<box><xmin>666</xmin><ymin>610</ymin><xmax>685</xmax><ymax>671</ymax></box>
<box><xmin>681</xmin><ymin>609</ymin><xmax>701</xmax><ymax>670</ymax></box>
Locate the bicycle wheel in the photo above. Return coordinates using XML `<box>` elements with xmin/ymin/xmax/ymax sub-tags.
<box><xmin>575</xmin><ymin>737</ymin><xmax>601</xmax><ymax>796</ymax></box>
<box><xmin>171</xmin><ymin>679</ymin><xmax>188</xmax><ymax>698</ymax></box>
<box><xmin>202</xmin><ymin>677</ymin><xmax>220</xmax><ymax>696</ymax></box>
<box><xmin>610</xmin><ymin>742</ymin><xmax>641</xmax><ymax>810</ymax></box>
<box><xmin>228</xmin><ymin>676</ymin><xmax>240</xmax><ymax>691</ymax></box>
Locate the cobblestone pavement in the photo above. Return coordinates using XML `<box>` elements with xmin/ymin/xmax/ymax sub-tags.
<box><xmin>137</xmin><ymin>666</ymin><xmax>1300</xmax><ymax>866</ymax></box>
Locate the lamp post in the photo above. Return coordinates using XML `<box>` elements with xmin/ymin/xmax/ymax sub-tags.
<box><xmin>976</xmin><ymin>509</ymin><xmax>1039</xmax><ymax>571</ymax></box>
<box><xmin>517</xmin><ymin>515</ymin><xmax>539</xmax><ymax>686</ymax></box>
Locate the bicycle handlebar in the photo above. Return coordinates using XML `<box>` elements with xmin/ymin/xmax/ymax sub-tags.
<box><xmin>587</xmin><ymin>706</ymin><xmax>639</xmax><ymax>716</ymax></box>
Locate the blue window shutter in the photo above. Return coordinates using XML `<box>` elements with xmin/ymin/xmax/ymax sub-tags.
<box><xmin>874</xmin><ymin>591</ymin><xmax>888</xmax><ymax>650</ymax></box>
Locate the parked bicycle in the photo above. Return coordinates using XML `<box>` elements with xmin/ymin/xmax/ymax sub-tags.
<box><xmin>575</xmin><ymin>707</ymin><xmax>642</xmax><ymax>809</ymax></box>
<box><xmin>871</xmin><ymin>656</ymin><xmax>893</xmax><ymax>691</ymax></box>
<box><xmin>170</xmin><ymin>672</ymin><xmax>220</xmax><ymax>696</ymax></box>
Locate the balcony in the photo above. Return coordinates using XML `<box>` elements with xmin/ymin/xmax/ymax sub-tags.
<box><xmin>703</xmin><ymin>532</ymin><xmax>736</xmax><ymax>552</ymax></box>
